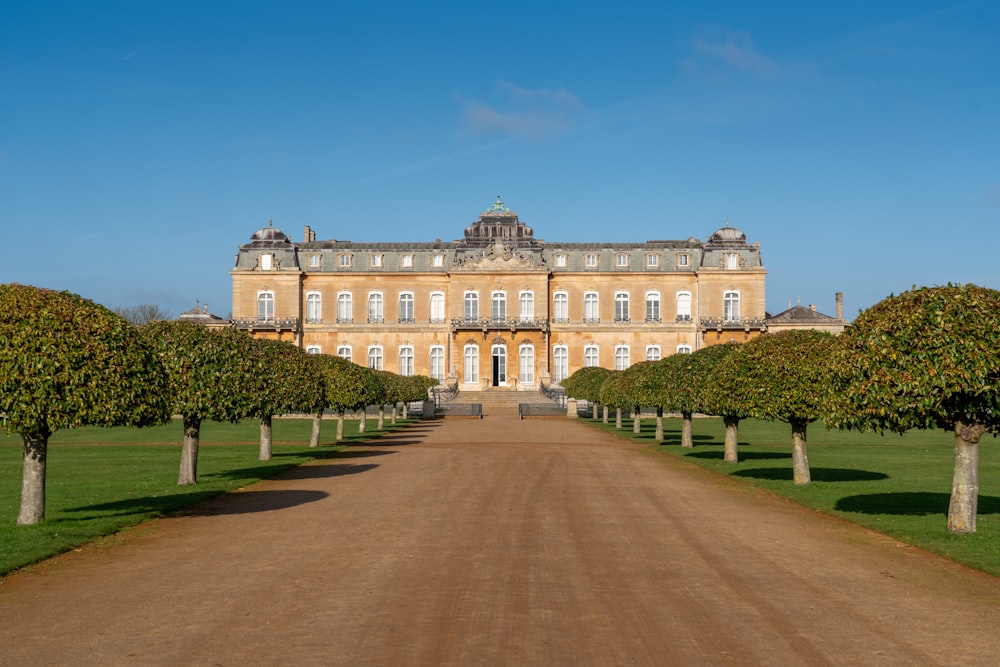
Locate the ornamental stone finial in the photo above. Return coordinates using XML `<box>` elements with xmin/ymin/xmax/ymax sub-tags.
<box><xmin>490</xmin><ymin>196</ymin><xmax>509</xmax><ymax>213</ymax></box>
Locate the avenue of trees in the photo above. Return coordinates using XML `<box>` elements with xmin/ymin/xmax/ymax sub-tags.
<box><xmin>1</xmin><ymin>284</ymin><xmax>434</xmax><ymax>526</ymax></box>
<box><xmin>561</xmin><ymin>284</ymin><xmax>1000</xmax><ymax>535</ymax></box>
<box><xmin>5</xmin><ymin>281</ymin><xmax>1000</xmax><ymax>535</ymax></box>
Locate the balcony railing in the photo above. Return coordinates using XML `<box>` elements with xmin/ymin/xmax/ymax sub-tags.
<box><xmin>676</xmin><ymin>314</ymin><xmax>693</xmax><ymax>323</ymax></box>
<box><xmin>450</xmin><ymin>318</ymin><xmax>550</xmax><ymax>334</ymax></box>
<box><xmin>700</xmin><ymin>317</ymin><xmax>767</xmax><ymax>331</ymax></box>
<box><xmin>232</xmin><ymin>317</ymin><xmax>300</xmax><ymax>331</ymax></box>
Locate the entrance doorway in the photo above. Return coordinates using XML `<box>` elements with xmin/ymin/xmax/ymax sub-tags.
<box><xmin>491</xmin><ymin>345</ymin><xmax>506</xmax><ymax>387</ymax></box>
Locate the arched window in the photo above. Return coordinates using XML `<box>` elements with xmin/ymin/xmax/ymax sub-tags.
<box><xmin>614</xmin><ymin>345</ymin><xmax>630</xmax><ymax>371</ymax></box>
<box><xmin>676</xmin><ymin>292</ymin><xmax>692</xmax><ymax>322</ymax></box>
<box><xmin>553</xmin><ymin>292</ymin><xmax>569</xmax><ymax>323</ymax></box>
<box><xmin>368</xmin><ymin>292</ymin><xmax>384</xmax><ymax>324</ymax></box>
<box><xmin>645</xmin><ymin>292</ymin><xmax>661</xmax><ymax>323</ymax></box>
<box><xmin>337</xmin><ymin>345</ymin><xmax>352</xmax><ymax>361</ymax></box>
<box><xmin>463</xmin><ymin>344</ymin><xmax>479</xmax><ymax>383</ymax></box>
<box><xmin>257</xmin><ymin>292</ymin><xmax>274</xmax><ymax>322</ymax></box>
<box><xmin>584</xmin><ymin>292</ymin><xmax>599</xmax><ymax>323</ymax></box>
<box><xmin>430</xmin><ymin>292</ymin><xmax>445</xmax><ymax>323</ymax></box>
<box><xmin>399</xmin><ymin>345</ymin><xmax>414</xmax><ymax>376</ymax></box>
<box><xmin>337</xmin><ymin>292</ymin><xmax>353</xmax><ymax>323</ymax></box>
<box><xmin>646</xmin><ymin>345</ymin><xmax>661</xmax><ymax>361</ymax></box>
<box><xmin>492</xmin><ymin>291</ymin><xmax>507</xmax><ymax>321</ymax></box>
<box><xmin>584</xmin><ymin>345</ymin><xmax>599</xmax><ymax>368</ymax></box>
<box><xmin>677</xmin><ymin>345</ymin><xmax>692</xmax><ymax>354</ymax></box>
<box><xmin>553</xmin><ymin>345</ymin><xmax>568</xmax><ymax>383</ymax></box>
<box><xmin>519</xmin><ymin>291</ymin><xmax>534</xmax><ymax>322</ymax></box>
<box><xmin>723</xmin><ymin>291</ymin><xmax>740</xmax><ymax>322</ymax></box>
<box><xmin>399</xmin><ymin>292</ymin><xmax>414</xmax><ymax>323</ymax></box>
<box><xmin>306</xmin><ymin>292</ymin><xmax>322</xmax><ymax>323</ymax></box>
<box><xmin>368</xmin><ymin>345</ymin><xmax>383</xmax><ymax>370</ymax></box>
<box><xmin>615</xmin><ymin>292</ymin><xmax>630</xmax><ymax>323</ymax></box>
<box><xmin>306</xmin><ymin>345</ymin><xmax>321</xmax><ymax>355</ymax></box>
<box><xmin>519</xmin><ymin>344</ymin><xmax>534</xmax><ymax>384</ymax></box>
<box><xmin>430</xmin><ymin>346</ymin><xmax>445</xmax><ymax>381</ymax></box>
<box><xmin>464</xmin><ymin>292</ymin><xmax>479</xmax><ymax>322</ymax></box>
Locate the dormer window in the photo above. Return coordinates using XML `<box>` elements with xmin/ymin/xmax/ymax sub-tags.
<box><xmin>725</xmin><ymin>253</ymin><xmax>739</xmax><ymax>270</ymax></box>
<box><xmin>260</xmin><ymin>254</ymin><xmax>273</xmax><ymax>270</ymax></box>
<box><xmin>432</xmin><ymin>254</ymin><xmax>444</xmax><ymax>268</ymax></box>
<box><xmin>338</xmin><ymin>254</ymin><xmax>352</xmax><ymax>268</ymax></box>
<box><xmin>307</xmin><ymin>254</ymin><xmax>321</xmax><ymax>269</ymax></box>
<box><xmin>615</xmin><ymin>253</ymin><xmax>629</xmax><ymax>268</ymax></box>
<box><xmin>371</xmin><ymin>254</ymin><xmax>383</xmax><ymax>268</ymax></box>
<box><xmin>400</xmin><ymin>254</ymin><xmax>414</xmax><ymax>268</ymax></box>
<box><xmin>646</xmin><ymin>253</ymin><xmax>660</xmax><ymax>268</ymax></box>
<box><xmin>554</xmin><ymin>254</ymin><xmax>567</xmax><ymax>268</ymax></box>
<box><xmin>677</xmin><ymin>253</ymin><xmax>690</xmax><ymax>268</ymax></box>
<box><xmin>585</xmin><ymin>254</ymin><xmax>598</xmax><ymax>268</ymax></box>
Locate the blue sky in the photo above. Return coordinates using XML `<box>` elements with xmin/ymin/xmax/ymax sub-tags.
<box><xmin>2</xmin><ymin>1</ymin><xmax>997</xmax><ymax>320</ymax></box>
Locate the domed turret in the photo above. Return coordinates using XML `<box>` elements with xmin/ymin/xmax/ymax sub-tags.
<box><xmin>250</xmin><ymin>220</ymin><xmax>290</xmax><ymax>243</ymax></box>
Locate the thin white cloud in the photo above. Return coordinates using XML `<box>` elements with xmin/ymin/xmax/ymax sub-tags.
<box><xmin>123</xmin><ymin>43</ymin><xmax>150</xmax><ymax>61</ymax></box>
<box><xmin>680</xmin><ymin>27</ymin><xmax>806</xmax><ymax>82</ymax></box>
<box><xmin>348</xmin><ymin>138</ymin><xmax>516</xmax><ymax>187</ymax></box>
<box><xmin>456</xmin><ymin>81</ymin><xmax>585</xmax><ymax>138</ymax></box>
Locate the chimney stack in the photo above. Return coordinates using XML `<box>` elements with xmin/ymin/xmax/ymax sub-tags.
<box><xmin>303</xmin><ymin>225</ymin><xmax>316</xmax><ymax>242</ymax></box>
<box><xmin>836</xmin><ymin>292</ymin><xmax>843</xmax><ymax>320</ymax></box>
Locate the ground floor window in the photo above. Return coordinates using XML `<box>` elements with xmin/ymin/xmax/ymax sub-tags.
<box><xmin>464</xmin><ymin>345</ymin><xmax>479</xmax><ymax>383</ymax></box>
<box><xmin>430</xmin><ymin>346</ymin><xmax>445</xmax><ymax>382</ymax></box>
<box><xmin>553</xmin><ymin>346</ymin><xmax>568</xmax><ymax>383</ymax></box>
<box><xmin>519</xmin><ymin>344</ymin><xmax>534</xmax><ymax>385</ymax></box>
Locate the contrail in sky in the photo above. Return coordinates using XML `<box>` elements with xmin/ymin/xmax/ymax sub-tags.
<box><xmin>123</xmin><ymin>44</ymin><xmax>150</xmax><ymax>61</ymax></box>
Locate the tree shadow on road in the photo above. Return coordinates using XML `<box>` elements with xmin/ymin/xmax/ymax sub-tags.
<box><xmin>835</xmin><ymin>492</ymin><xmax>1000</xmax><ymax>516</ymax></box>
<box><xmin>731</xmin><ymin>467</ymin><xmax>889</xmax><ymax>482</ymax></box>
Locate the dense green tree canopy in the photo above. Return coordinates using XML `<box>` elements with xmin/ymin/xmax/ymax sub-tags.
<box><xmin>561</xmin><ymin>367</ymin><xmax>612</xmax><ymax>405</ymax></box>
<box><xmin>0</xmin><ymin>284</ymin><xmax>170</xmax><ymax>524</ymax></box>
<box><xmin>318</xmin><ymin>355</ymin><xmax>387</xmax><ymax>413</ymax></box>
<box><xmin>827</xmin><ymin>284</ymin><xmax>1000</xmax><ymax>533</ymax></box>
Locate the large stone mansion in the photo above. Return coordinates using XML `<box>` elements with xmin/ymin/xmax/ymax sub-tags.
<box><xmin>230</xmin><ymin>197</ymin><xmax>771</xmax><ymax>389</ymax></box>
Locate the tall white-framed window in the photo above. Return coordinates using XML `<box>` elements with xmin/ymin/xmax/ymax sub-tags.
<box><xmin>306</xmin><ymin>345</ymin><xmax>321</xmax><ymax>355</ymax></box>
<box><xmin>553</xmin><ymin>345</ymin><xmax>569</xmax><ymax>383</ymax></box>
<box><xmin>337</xmin><ymin>292</ymin><xmax>353</xmax><ymax>323</ymax></box>
<box><xmin>677</xmin><ymin>344</ymin><xmax>693</xmax><ymax>354</ymax></box>
<box><xmin>676</xmin><ymin>291</ymin><xmax>692</xmax><ymax>322</ymax></box>
<box><xmin>337</xmin><ymin>345</ymin><xmax>352</xmax><ymax>361</ymax></box>
<box><xmin>430</xmin><ymin>346</ymin><xmax>445</xmax><ymax>382</ymax></box>
<box><xmin>398</xmin><ymin>345</ymin><xmax>414</xmax><ymax>376</ymax></box>
<box><xmin>430</xmin><ymin>292</ymin><xmax>445</xmax><ymax>323</ymax></box>
<box><xmin>723</xmin><ymin>291</ymin><xmax>740</xmax><ymax>322</ymax></box>
<box><xmin>584</xmin><ymin>345</ymin><xmax>599</xmax><ymax>368</ymax></box>
<box><xmin>306</xmin><ymin>292</ymin><xmax>322</xmax><ymax>323</ymax></box>
<box><xmin>368</xmin><ymin>345</ymin><xmax>383</xmax><ymax>370</ymax></box>
<box><xmin>519</xmin><ymin>291</ymin><xmax>534</xmax><ymax>322</ymax></box>
<box><xmin>464</xmin><ymin>291</ymin><xmax>479</xmax><ymax>321</ymax></box>
<box><xmin>260</xmin><ymin>253</ymin><xmax>273</xmax><ymax>271</ymax></box>
<box><xmin>492</xmin><ymin>291</ymin><xmax>506</xmax><ymax>321</ymax></box>
<box><xmin>645</xmin><ymin>291</ymin><xmax>661</xmax><ymax>322</ymax></box>
<box><xmin>614</xmin><ymin>291</ymin><xmax>630</xmax><ymax>322</ymax></box>
<box><xmin>646</xmin><ymin>345</ymin><xmax>661</xmax><ymax>361</ymax></box>
<box><xmin>399</xmin><ymin>292</ymin><xmax>414</xmax><ymax>323</ymax></box>
<box><xmin>614</xmin><ymin>345</ymin><xmax>630</xmax><ymax>371</ymax></box>
<box><xmin>584</xmin><ymin>292</ymin><xmax>599</xmax><ymax>323</ymax></box>
<box><xmin>463</xmin><ymin>344</ymin><xmax>479</xmax><ymax>383</ymax></box>
<box><xmin>553</xmin><ymin>292</ymin><xmax>569</xmax><ymax>323</ymax></box>
<box><xmin>725</xmin><ymin>253</ymin><xmax>739</xmax><ymax>270</ymax></box>
<box><xmin>257</xmin><ymin>291</ymin><xmax>274</xmax><ymax>322</ymax></box>
<box><xmin>368</xmin><ymin>292</ymin><xmax>384</xmax><ymax>323</ymax></box>
<box><xmin>519</xmin><ymin>344</ymin><xmax>535</xmax><ymax>385</ymax></box>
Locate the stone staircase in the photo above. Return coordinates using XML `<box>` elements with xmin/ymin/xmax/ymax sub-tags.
<box><xmin>443</xmin><ymin>388</ymin><xmax>562</xmax><ymax>418</ymax></box>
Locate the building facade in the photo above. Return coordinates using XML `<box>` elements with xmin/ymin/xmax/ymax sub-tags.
<box><xmin>230</xmin><ymin>197</ymin><xmax>767</xmax><ymax>389</ymax></box>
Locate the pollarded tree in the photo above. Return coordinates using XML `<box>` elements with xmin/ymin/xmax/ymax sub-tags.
<box><xmin>400</xmin><ymin>375</ymin><xmax>437</xmax><ymax>419</ymax></box>
<box><xmin>375</xmin><ymin>370</ymin><xmax>410</xmax><ymax>428</ymax></box>
<box><xmin>653</xmin><ymin>346</ymin><xmax>740</xmax><ymax>451</ymax></box>
<box><xmin>827</xmin><ymin>284</ymin><xmax>1000</xmax><ymax>534</ymax></box>
<box><xmin>695</xmin><ymin>343</ymin><xmax>753</xmax><ymax>462</ymax></box>
<box><xmin>316</xmin><ymin>355</ymin><xmax>387</xmax><ymax>441</ymax></box>
<box><xmin>561</xmin><ymin>366</ymin><xmax>612</xmax><ymax>419</ymax></box>
<box><xmin>623</xmin><ymin>361</ymin><xmax>669</xmax><ymax>439</ymax></box>
<box><xmin>598</xmin><ymin>371</ymin><xmax>630</xmax><ymax>429</ymax></box>
<box><xmin>717</xmin><ymin>330</ymin><xmax>839</xmax><ymax>484</ymax></box>
<box><xmin>142</xmin><ymin>320</ymin><xmax>260</xmax><ymax>485</ymax></box>
<box><xmin>250</xmin><ymin>339</ymin><xmax>326</xmax><ymax>461</ymax></box>
<box><xmin>0</xmin><ymin>284</ymin><xmax>171</xmax><ymax>524</ymax></box>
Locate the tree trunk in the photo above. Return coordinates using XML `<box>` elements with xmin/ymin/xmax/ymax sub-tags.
<box><xmin>358</xmin><ymin>408</ymin><xmax>366</xmax><ymax>434</ymax></box>
<box><xmin>17</xmin><ymin>430</ymin><xmax>49</xmax><ymax>526</ymax></box>
<box><xmin>633</xmin><ymin>406</ymin><xmax>641</xmax><ymax>434</ymax></box>
<box><xmin>593</xmin><ymin>403</ymin><xmax>599</xmax><ymax>419</ymax></box>
<box><xmin>791</xmin><ymin>418</ymin><xmax>811</xmax><ymax>485</ymax></box>
<box><xmin>401</xmin><ymin>402</ymin><xmax>408</xmax><ymax>420</ymax></box>
<box><xmin>309</xmin><ymin>413</ymin><xmax>322</xmax><ymax>448</ymax></box>
<box><xmin>377</xmin><ymin>405</ymin><xmax>385</xmax><ymax>430</ymax></box>
<box><xmin>681</xmin><ymin>411</ymin><xmax>694</xmax><ymax>449</ymax></box>
<box><xmin>602</xmin><ymin>405</ymin><xmax>608</xmax><ymax>424</ymax></box>
<box><xmin>336</xmin><ymin>413</ymin><xmax>345</xmax><ymax>441</ymax></box>
<box><xmin>259</xmin><ymin>414</ymin><xmax>273</xmax><ymax>461</ymax></box>
<box><xmin>179</xmin><ymin>415</ymin><xmax>201</xmax><ymax>485</ymax></box>
<box><xmin>723</xmin><ymin>415</ymin><xmax>739</xmax><ymax>459</ymax></box>
<box><xmin>655</xmin><ymin>407</ymin><xmax>664</xmax><ymax>442</ymax></box>
<box><xmin>615</xmin><ymin>407</ymin><xmax>622</xmax><ymax>429</ymax></box>
<box><xmin>948</xmin><ymin>420</ymin><xmax>985</xmax><ymax>534</ymax></box>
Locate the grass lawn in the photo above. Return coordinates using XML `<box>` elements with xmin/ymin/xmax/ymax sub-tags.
<box><xmin>0</xmin><ymin>416</ymin><xmax>410</xmax><ymax>576</ymax></box>
<box><xmin>586</xmin><ymin>415</ymin><xmax>1000</xmax><ymax>578</ymax></box>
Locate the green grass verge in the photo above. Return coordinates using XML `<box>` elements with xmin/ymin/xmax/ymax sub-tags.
<box><xmin>585</xmin><ymin>415</ymin><xmax>1000</xmax><ymax>578</ymax></box>
<box><xmin>1</xmin><ymin>416</ymin><xmax>411</xmax><ymax>576</ymax></box>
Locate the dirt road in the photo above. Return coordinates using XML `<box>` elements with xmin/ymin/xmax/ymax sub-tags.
<box><xmin>2</xmin><ymin>416</ymin><xmax>1000</xmax><ymax>666</ymax></box>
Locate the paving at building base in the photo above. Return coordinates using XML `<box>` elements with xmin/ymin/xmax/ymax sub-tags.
<box><xmin>3</xmin><ymin>413</ymin><xmax>1000</xmax><ymax>666</ymax></box>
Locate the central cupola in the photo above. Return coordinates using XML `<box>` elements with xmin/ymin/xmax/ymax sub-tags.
<box><xmin>462</xmin><ymin>196</ymin><xmax>538</xmax><ymax>248</ymax></box>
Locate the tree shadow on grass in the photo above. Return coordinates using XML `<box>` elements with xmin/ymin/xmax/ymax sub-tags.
<box><xmin>835</xmin><ymin>492</ymin><xmax>1000</xmax><ymax>516</ymax></box>
<box><xmin>685</xmin><ymin>450</ymin><xmax>791</xmax><ymax>461</ymax></box>
<box><xmin>652</xmin><ymin>430</ymin><xmax>716</xmax><ymax>446</ymax></box>
<box><xmin>731</xmin><ymin>467</ymin><xmax>889</xmax><ymax>482</ymax></box>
